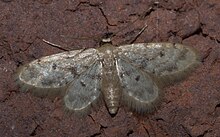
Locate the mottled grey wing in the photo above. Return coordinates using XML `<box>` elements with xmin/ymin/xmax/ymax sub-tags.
<box><xmin>64</xmin><ymin>61</ymin><xmax>102</xmax><ymax>115</ymax></box>
<box><xmin>15</xmin><ymin>48</ymin><xmax>99</xmax><ymax>97</ymax></box>
<box><xmin>116</xmin><ymin>58</ymin><xmax>161</xmax><ymax>114</ymax></box>
<box><xmin>117</xmin><ymin>43</ymin><xmax>201</xmax><ymax>86</ymax></box>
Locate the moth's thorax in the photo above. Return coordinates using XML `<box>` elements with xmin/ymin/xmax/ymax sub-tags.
<box><xmin>98</xmin><ymin>43</ymin><xmax>118</xmax><ymax>72</ymax></box>
<box><xmin>98</xmin><ymin>43</ymin><xmax>121</xmax><ymax>115</ymax></box>
<box><xmin>97</xmin><ymin>43</ymin><xmax>117</xmax><ymax>56</ymax></box>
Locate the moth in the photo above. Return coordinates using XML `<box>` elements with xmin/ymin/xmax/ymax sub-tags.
<box><xmin>15</xmin><ymin>42</ymin><xmax>200</xmax><ymax>116</ymax></box>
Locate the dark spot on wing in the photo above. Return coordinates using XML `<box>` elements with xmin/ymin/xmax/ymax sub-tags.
<box><xmin>41</xmin><ymin>79</ymin><xmax>53</xmax><ymax>86</ymax></box>
<box><xmin>80</xmin><ymin>81</ymin><xmax>86</xmax><ymax>87</ymax></box>
<box><xmin>120</xmin><ymin>73</ymin><xmax>124</xmax><ymax>78</ymax></box>
<box><xmin>159</xmin><ymin>51</ymin><xmax>165</xmax><ymax>57</ymax></box>
<box><xmin>52</xmin><ymin>63</ymin><xmax>57</xmax><ymax>70</ymax></box>
<box><xmin>135</xmin><ymin>75</ymin><xmax>140</xmax><ymax>81</ymax></box>
<box><xmin>124</xmin><ymin>70</ymin><xmax>131</xmax><ymax>76</ymax></box>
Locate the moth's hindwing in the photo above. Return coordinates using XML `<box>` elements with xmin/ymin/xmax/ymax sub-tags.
<box><xmin>116</xmin><ymin>58</ymin><xmax>162</xmax><ymax>114</ymax></box>
<box><xmin>15</xmin><ymin>48</ymin><xmax>99</xmax><ymax>97</ymax></box>
<box><xmin>64</xmin><ymin>61</ymin><xmax>102</xmax><ymax>116</ymax></box>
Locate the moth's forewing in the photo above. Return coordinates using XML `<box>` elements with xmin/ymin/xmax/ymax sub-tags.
<box><xmin>117</xmin><ymin>43</ymin><xmax>201</xmax><ymax>87</ymax></box>
<box><xmin>15</xmin><ymin>48</ymin><xmax>99</xmax><ymax>97</ymax></box>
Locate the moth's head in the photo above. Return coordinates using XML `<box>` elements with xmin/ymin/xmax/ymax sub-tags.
<box><xmin>99</xmin><ymin>32</ymin><xmax>114</xmax><ymax>46</ymax></box>
<box><xmin>101</xmin><ymin>37</ymin><xmax>111</xmax><ymax>43</ymax></box>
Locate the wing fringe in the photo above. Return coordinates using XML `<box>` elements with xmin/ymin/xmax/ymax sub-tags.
<box><xmin>63</xmin><ymin>94</ymin><xmax>103</xmax><ymax>117</ymax></box>
<box><xmin>121</xmin><ymin>75</ymin><xmax>164</xmax><ymax>115</ymax></box>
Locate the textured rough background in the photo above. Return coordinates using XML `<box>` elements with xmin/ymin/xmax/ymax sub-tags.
<box><xmin>0</xmin><ymin>0</ymin><xmax>220</xmax><ymax>137</ymax></box>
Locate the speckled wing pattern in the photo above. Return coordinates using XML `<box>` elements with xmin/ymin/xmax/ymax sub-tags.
<box><xmin>116</xmin><ymin>43</ymin><xmax>200</xmax><ymax>113</ymax></box>
<box><xmin>15</xmin><ymin>42</ymin><xmax>200</xmax><ymax>115</ymax></box>
<box><xmin>64</xmin><ymin>61</ymin><xmax>102</xmax><ymax>114</ymax></box>
<box><xmin>117</xmin><ymin>43</ymin><xmax>200</xmax><ymax>86</ymax></box>
<box><xmin>116</xmin><ymin>58</ymin><xmax>161</xmax><ymax>114</ymax></box>
<box><xmin>15</xmin><ymin>48</ymin><xmax>99</xmax><ymax>97</ymax></box>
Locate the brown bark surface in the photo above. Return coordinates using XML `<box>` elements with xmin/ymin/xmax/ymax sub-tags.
<box><xmin>0</xmin><ymin>0</ymin><xmax>219</xmax><ymax>137</ymax></box>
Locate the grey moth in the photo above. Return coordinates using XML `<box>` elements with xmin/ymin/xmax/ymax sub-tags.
<box><xmin>15</xmin><ymin>42</ymin><xmax>200</xmax><ymax>116</ymax></box>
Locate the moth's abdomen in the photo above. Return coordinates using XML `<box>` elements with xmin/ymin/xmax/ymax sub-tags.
<box><xmin>101</xmin><ymin>79</ymin><xmax>121</xmax><ymax>115</ymax></box>
<box><xmin>101</xmin><ymin>61</ymin><xmax>122</xmax><ymax>115</ymax></box>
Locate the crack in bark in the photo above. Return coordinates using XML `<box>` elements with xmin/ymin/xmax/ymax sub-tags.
<box><xmin>184</xmin><ymin>1</ymin><xmax>220</xmax><ymax>42</ymax></box>
<box><xmin>88</xmin><ymin>115</ymin><xmax>108</xmax><ymax>137</ymax></box>
<box><xmin>65</xmin><ymin>1</ymin><xmax>91</xmax><ymax>13</ymax></box>
<box><xmin>29</xmin><ymin>124</ymin><xmax>40</xmax><ymax>136</ymax></box>
<box><xmin>197</xmin><ymin>130</ymin><xmax>209</xmax><ymax>137</ymax></box>
<box><xmin>126</xmin><ymin>129</ymin><xmax>134</xmax><ymax>136</ymax></box>
<box><xmin>0</xmin><ymin>90</ymin><xmax>17</xmax><ymax>103</ymax></box>
<box><xmin>65</xmin><ymin>1</ymin><xmax>158</xmax><ymax>44</ymax></box>
<box><xmin>180</xmin><ymin>124</ymin><xmax>193</xmax><ymax>137</ymax></box>
<box><xmin>201</xmin><ymin>47</ymin><xmax>212</xmax><ymax>63</ymax></box>
<box><xmin>141</xmin><ymin>118</ymin><xmax>158</xmax><ymax>137</ymax></box>
<box><xmin>182</xmin><ymin>23</ymin><xmax>206</xmax><ymax>40</ymax></box>
<box><xmin>143</xmin><ymin>125</ymin><xmax>151</xmax><ymax>137</ymax></box>
<box><xmin>97</xmin><ymin>7</ymin><xmax>117</xmax><ymax>27</ymax></box>
<box><xmin>90</xmin><ymin>132</ymin><xmax>101</xmax><ymax>137</ymax></box>
<box><xmin>64</xmin><ymin>0</ymin><xmax>115</xmax><ymax>27</ymax></box>
<box><xmin>155</xmin><ymin>1</ymin><xmax>220</xmax><ymax>45</ymax></box>
<box><xmin>13</xmin><ymin>37</ymin><xmax>39</xmax><ymax>54</ymax></box>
